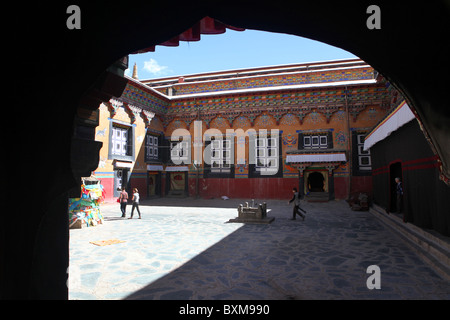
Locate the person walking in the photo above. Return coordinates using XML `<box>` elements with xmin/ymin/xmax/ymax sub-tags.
<box><xmin>119</xmin><ymin>187</ymin><xmax>128</xmax><ymax>218</ymax></box>
<box><xmin>129</xmin><ymin>188</ymin><xmax>141</xmax><ymax>219</ymax></box>
<box><xmin>288</xmin><ymin>187</ymin><xmax>306</xmax><ymax>221</ymax></box>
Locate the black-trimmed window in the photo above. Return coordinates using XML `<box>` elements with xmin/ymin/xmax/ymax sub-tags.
<box><xmin>356</xmin><ymin>134</ymin><xmax>372</xmax><ymax>171</ymax></box>
<box><xmin>298</xmin><ymin>131</ymin><xmax>333</xmax><ymax>150</ymax></box>
<box><xmin>111</xmin><ymin>126</ymin><xmax>129</xmax><ymax>155</ymax></box>
<box><xmin>204</xmin><ymin>135</ymin><xmax>234</xmax><ymax>178</ymax></box>
<box><xmin>210</xmin><ymin>138</ymin><xmax>232</xmax><ymax>173</ymax></box>
<box><xmin>170</xmin><ymin>137</ymin><xmax>190</xmax><ymax>165</ymax></box>
<box><xmin>249</xmin><ymin>132</ymin><xmax>282</xmax><ymax>178</ymax></box>
<box><xmin>108</xmin><ymin>121</ymin><xmax>134</xmax><ymax>161</ymax></box>
<box><xmin>256</xmin><ymin>136</ymin><xmax>278</xmax><ymax>173</ymax></box>
<box><xmin>351</xmin><ymin>132</ymin><xmax>372</xmax><ymax>176</ymax></box>
<box><xmin>145</xmin><ymin>133</ymin><xmax>160</xmax><ymax>162</ymax></box>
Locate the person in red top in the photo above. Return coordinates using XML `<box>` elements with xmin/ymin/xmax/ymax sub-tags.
<box><xmin>119</xmin><ymin>187</ymin><xmax>128</xmax><ymax>218</ymax></box>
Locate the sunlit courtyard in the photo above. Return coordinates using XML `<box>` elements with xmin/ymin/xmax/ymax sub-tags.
<box><xmin>69</xmin><ymin>198</ymin><xmax>450</xmax><ymax>300</ymax></box>
<box><xmin>69</xmin><ymin>199</ymin><xmax>244</xmax><ymax>299</ymax></box>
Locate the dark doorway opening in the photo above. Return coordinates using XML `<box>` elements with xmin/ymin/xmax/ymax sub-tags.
<box><xmin>147</xmin><ymin>172</ymin><xmax>162</xmax><ymax>198</ymax></box>
<box><xmin>389</xmin><ymin>162</ymin><xmax>402</xmax><ymax>214</ymax></box>
<box><xmin>114</xmin><ymin>168</ymin><xmax>129</xmax><ymax>198</ymax></box>
<box><xmin>308</xmin><ymin>172</ymin><xmax>325</xmax><ymax>192</ymax></box>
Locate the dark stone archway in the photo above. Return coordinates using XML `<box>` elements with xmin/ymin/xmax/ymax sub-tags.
<box><xmin>3</xmin><ymin>1</ymin><xmax>449</xmax><ymax>299</ymax></box>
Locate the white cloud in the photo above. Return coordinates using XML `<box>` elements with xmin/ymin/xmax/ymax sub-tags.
<box><xmin>143</xmin><ymin>58</ymin><xmax>171</xmax><ymax>76</ymax></box>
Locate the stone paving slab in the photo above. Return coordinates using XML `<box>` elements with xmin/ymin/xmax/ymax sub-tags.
<box><xmin>68</xmin><ymin>198</ymin><xmax>450</xmax><ymax>300</ymax></box>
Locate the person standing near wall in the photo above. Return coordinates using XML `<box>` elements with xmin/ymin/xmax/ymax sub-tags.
<box><xmin>395</xmin><ymin>177</ymin><xmax>403</xmax><ymax>214</ymax></box>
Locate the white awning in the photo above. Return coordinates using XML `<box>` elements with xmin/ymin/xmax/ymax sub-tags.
<box><xmin>147</xmin><ymin>165</ymin><xmax>164</xmax><ymax>171</ymax></box>
<box><xmin>165</xmin><ymin>166</ymin><xmax>189</xmax><ymax>172</ymax></box>
<box><xmin>364</xmin><ymin>101</ymin><xmax>416</xmax><ymax>151</ymax></box>
<box><xmin>114</xmin><ymin>160</ymin><xmax>133</xmax><ymax>169</ymax></box>
<box><xmin>286</xmin><ymin>153</ymin><xmax>346</xmax><ymax>163</ymax></box>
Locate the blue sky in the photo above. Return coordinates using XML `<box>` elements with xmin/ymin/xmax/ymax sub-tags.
<box><xmin>126</xmin><ymin>29</ymin><xmax>357</xmax><ymax>80</ymax></box>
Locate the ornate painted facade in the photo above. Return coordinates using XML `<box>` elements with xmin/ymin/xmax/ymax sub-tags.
<box><xmin>93</xmin><ymin>58</ymin><xmax>401</xmax><ymax>201</ymax></box>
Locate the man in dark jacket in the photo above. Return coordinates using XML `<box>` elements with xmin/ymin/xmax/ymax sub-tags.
<box><xmin>288</xmin><ymin>187</ymin><xmax>306</xmax><ymax>220</ymax></box>
<box><xmin>395</xmin><ymin>177</ymin><xmax>403</xmax><ymax>214</ymax></box>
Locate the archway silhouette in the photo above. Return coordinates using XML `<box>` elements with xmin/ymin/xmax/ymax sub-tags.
<box><xmin>5</xmin><ymin>1</ymin><xmax>450</xmax><ymax>299</ymax></box>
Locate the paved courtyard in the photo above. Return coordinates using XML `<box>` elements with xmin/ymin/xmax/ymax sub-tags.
<box><xmin>68</xmin><ymin>197</ymin><xmax>450</xmax><ymax>300</ymax></box>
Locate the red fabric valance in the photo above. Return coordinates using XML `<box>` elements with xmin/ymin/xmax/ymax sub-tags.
<box><xmin>133</xmin><ymin>16</ymin><xmax>245</xmax><ymax>54</ymax></box>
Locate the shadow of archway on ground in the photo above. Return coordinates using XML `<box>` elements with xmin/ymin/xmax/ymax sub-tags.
<box><xmin>114</xmin><ymin>199</ymin><xmax>450</xmax><ymax>300</ymax></box>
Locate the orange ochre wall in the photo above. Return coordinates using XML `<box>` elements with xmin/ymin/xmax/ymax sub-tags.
<box><xmin>95</xmin><ymin>67</ymin><xmax>389</xmax><ymax>202</ymax></box>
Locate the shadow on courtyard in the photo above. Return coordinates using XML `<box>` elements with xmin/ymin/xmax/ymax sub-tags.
<box><xmin>122</xmin><ymin>199</ymin><xmax>450</xmax><ymax>300</ymax></box>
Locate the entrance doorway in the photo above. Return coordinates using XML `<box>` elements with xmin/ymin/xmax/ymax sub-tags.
<box><xmin>114</xmin><ymin>168</ymin><xmax>129</xmax><ymax>197</ymax></box>
<box><xmin>308</xmin><ymin>171</ymin><xmax>325</xmax><ymax>192</ymax></box>
<box><xmin>166</xmin><ymin>172</ymin><xmax>188</xmax><ymax>197</ymax></box>
<box><xmin>389</xmin><ymin>162</ymin><xmax>402</xmax><ymax>213</ymax></box>
<box><xmin>147</xmin><ymin>172</ymin><xmax>161</xmax><ymax>197</ymax></box>
<box><xmin>305</xmin><ymin>170</ymin><xmax>328</xmax><ymax>193</ymax></box>
<box><xmin>304</xmin><ymin>170</ymin><xmax>330</xmax><ymax>202</ymax></box>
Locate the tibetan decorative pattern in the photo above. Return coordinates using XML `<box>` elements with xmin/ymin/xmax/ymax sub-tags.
<box><xmin>211</xmin><ymin>116</ymin><xmax>229</xmax><ymax>128</ymax></box>
<box><xmin>280</xmin><ymin>113</ymin><xmax>298</xmax><ymax>126</ymax></box>
<box><xmin>335</xmin><ymin>131</ymin><xmax>347</xmax><ymax>147</ymax></box>
<box><xmin>334</xmin><ymin>110</ymin><xmax>346</xmax><ymax>121</ymax></box>
<box><xmin>114</xmin><ymin>62</ymin><xmax>392</xmax><ymax>131</ymax></box>
<box><xmin>161</xmin><ymin>67</ymin><xmax>375</xmax><ymax>96</ymax></box>
<box><xmin>304</xmin><ymin>111</ymin><xmax>325</xmax><ymax>124</ymax></box>
<box><xmin>255</xmin><ymin>114</ymin><xmax>275</xmax><ymax>127</ymax></box>
<box><xmin>121</xmin><ymin>82</ymin><xmax>169</xmax><ymax>115</ymax></box>
<box><xmin>166</xmin><ymin>85</ymin><xmax>390</xmax><ymax>118</ymax></box>
<box><xmin>233</xmin><ymin>116</ymin><xmax>250</xmax><ymax>128</ymax></box>
<box><xmin>282</xmin><ymin>134</ymin><xmax>298</xmax><ymax>148</ymax></box>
